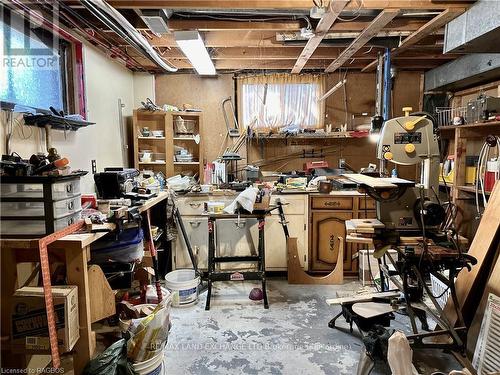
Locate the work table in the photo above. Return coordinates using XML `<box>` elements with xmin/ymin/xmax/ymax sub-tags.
<box><xmin>172</xmin><ymin>190</ymin><xmax>375</xmax><ymax>276</ymax></box>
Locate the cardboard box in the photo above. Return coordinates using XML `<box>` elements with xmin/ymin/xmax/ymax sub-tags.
<box><xmin>11</xmin><ymin>286</ymin><xmax>79</xmax><ymax>353</ymax></box>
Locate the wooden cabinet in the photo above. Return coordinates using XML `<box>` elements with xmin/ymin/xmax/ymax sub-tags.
<box><xmin>310</xmin><ymin>211</ymin><xmax>352</xmax><ymax>272</ymax></box>
<box><xmin>173</xmin><ymin>193</ymin><xmax>308</xmax><ymax>271</ymax></box>
<box><xmin>309</xmin><ymin>194</ymin><xmax>376</xmax><ymax>276</ymax></box>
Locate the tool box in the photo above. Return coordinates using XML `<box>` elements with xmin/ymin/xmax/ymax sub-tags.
<box><xmin>10</xmin><ymin>286</ymin><xmax>79</xmax><ymax>354</ymax></box>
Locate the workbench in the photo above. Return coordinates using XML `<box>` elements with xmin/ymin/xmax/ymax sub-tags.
<box><xmin>0</xmin><ymin>192</ymin><xmax>169</xmax><ymax>374</ymax></box>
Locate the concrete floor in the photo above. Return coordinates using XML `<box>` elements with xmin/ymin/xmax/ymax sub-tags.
<box><xmin>164</xmin><ymin>278</ymin><xmax>462</xmax><ymax>375</ymax></box>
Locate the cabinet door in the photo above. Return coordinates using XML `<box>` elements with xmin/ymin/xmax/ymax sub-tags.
<box><xmin>173</xmin><ymin>217</ymin><xmax>208</xmax><ymax>270</ymax></box>
<box><xmin>264</xmin><ymin>215</ymin><xmax>308</xmax><ymax>271</ymax></box>
<box><xmin>310</xmin><ymin>211</ymin><xmax>352</xmax><ymax>272</ymax></box>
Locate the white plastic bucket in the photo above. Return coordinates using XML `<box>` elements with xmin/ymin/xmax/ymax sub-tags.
<box><xmin>164</xmin><ymin>269</ymin><xmax>200</xmax><ymax>307</ymax></box>
<box><xmin>131</xmin><ymin>349</ymin><xmax>166</xmax><ymax>375</ymax></box>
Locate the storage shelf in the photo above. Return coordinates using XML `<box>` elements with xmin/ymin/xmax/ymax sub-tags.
<box><xmin>173</xmin><ymin>137</ymin><xmax>196</xmax><ymax>141</ymax></box>
<box><xmin>138</xmin><ymin>136</ymin><xmax>165</xmax><ymax>140</ymax></box>
<box><xmin>173</xmin><ymin>162</ymin><xmax>199</xmax><ymax>165</ymax></box>
<box><xmin>438</xmin><ymin>120</ymin><xmax>500</xmax><ymax>131</ymax></box>
<box><xmin>249</xmin><ymin>131</ymin><xmax>369</xmax><ymax>140</ymax></box>
<box><xmin>457</xmin><ymin>185</ymin><xmax>491</xmax><ymax>196</ymax></box>
<box><xmin>138</xmin><ymin>161</ymin><xmax>166</xmax><ymax>165</ymax></box>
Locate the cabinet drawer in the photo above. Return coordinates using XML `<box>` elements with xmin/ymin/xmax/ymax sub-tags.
<box><xmin>311</xmin><ymin>196</ymin><xmax>353</xmax><ymax>210</ymax></box>
<box><xmin>270</xmin><ymin>195</ymin><xmax>305</xmax><ymax>215</ymax></box>
<box><xmin>359</xmin><ymin>197</ymin><xmax>376</xmax><ymax>210</ymax></box>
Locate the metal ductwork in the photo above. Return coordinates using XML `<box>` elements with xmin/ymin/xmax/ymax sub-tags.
<box><xmin>80</xmin><ymin>0</ymin><xmax>177</xmax><ymax>72</ymax></box>
<box><xmin>444</xmin><ymin>0</ymin><xmax>500</xmax><ymax>53</ymax></box>
<box><xmin>424</xmin><ymin>53</ymin><xmax>500</xmax><ymax>92</ymax></box>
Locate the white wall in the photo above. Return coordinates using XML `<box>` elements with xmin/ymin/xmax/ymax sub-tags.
<box><xmin>133</xmin><ymin>72</ymin><xmax>155</xmax><ymax>108</ymax></box>
<box><xmin>0</xmin><ymin>45</ymin><xmax>136</xmax><ymax>193</ymax></box>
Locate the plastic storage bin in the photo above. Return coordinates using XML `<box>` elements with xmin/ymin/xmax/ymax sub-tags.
<box><xmin>1</xmin><ymin>196</ymin><xmax>82</xmax><ymax>218</ymax></box>
<box><xmin>1</xmin><ymin>179</ymin><xmax>81</xmax><ymax>199</ymax></box>
<box><xmin>0</xmin><ymin>210</ymin><xmax>82</xmax><ymax>236</ymax></box>
<box><xmin>0</xmin><ymin>173</ymin><xmax>85</xmax><ymax>237</ymax></box>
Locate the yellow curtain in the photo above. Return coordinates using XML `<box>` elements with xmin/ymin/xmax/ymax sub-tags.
<box><xmin>237</xmin><ymin>73</ymin><xmax>325</xmax><ymax>133</ymax></box>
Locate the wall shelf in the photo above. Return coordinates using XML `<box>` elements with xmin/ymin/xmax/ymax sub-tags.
<box><xmin>138</xmin><ymin>136</ymin><xmax>165</xmax><ymax>140</ymax></box>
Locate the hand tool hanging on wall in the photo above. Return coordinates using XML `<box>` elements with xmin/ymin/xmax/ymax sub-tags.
<box><xmin>145</xmin><ymin>210</ymin><xmax>163</xmax><ymax>302</ymax></box>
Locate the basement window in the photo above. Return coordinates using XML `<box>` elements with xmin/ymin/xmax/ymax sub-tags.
<box><xmin>0</xmin><ymin>9</ymin><xmax>85</xmax><ymax>115</ymax></box>
<box><xmin>238</xmin><ymin>73</ymin><xmax>324</xmax><ymax>131</ymax></box>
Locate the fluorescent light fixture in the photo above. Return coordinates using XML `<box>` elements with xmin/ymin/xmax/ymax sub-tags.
<box><xmin>317</xmin><ymin>79</ymin><xmax>347</xmax><ymax>102</ymax></box>
<box><xmin>174</xmin><ymin>31</ymin><xmax>216</xmax><ymax>75</ymax></box>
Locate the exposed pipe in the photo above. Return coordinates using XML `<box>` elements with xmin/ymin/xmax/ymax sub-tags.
<box><xmin>80</xmin><ymin>0</ymin><xmax>177</xmax><ymax>72</ymax></box>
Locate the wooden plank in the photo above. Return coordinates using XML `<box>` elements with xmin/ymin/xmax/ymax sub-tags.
<box><xmin>291</xmin><ymin>0</ymin><xmax>348</xmax><ymax>74</ymax></box>
<box><xmin>65</xmin><ymin>244</ymin><xmax>95</xmax><ymax>373</ymax></box>
<box><xmin>443</xmin><ymin>183</ymin><xmax>500</xmax><ymax>327</ymax></box>
<box><xmin>326</xmin><ymin>291</ymin><xmax>400</xmax><ymax>305</ymax></box>
<box><xmin>467</xmin><ymin>255</ymin><xmax>500</xmax><ymax>357</ymax></box>
<box><xmin>353</xmin><ymin>302</ymin><xmax>395</xmax><ymax>318</ymax></box>
<box><xmin>325</xmin><ymin>9</ymin><xmax>400</xmax><ymax>73</ymax></box>
<box><xmin>344</xmin><ymin>173</ymin><xmax>398</xmax><ymax>189</ymax></box>
<box><xmin>287</xmin><ymin>237</ymin><xmax>343</xmax><ymax>285</ymax></box>
<box><xmin>361</xmin><ymin>8</ymin><xmax>465</xmax><ymax>72</ymax></box>
<box><xmin>86</xmin><ymin>0</ymin><xmax>472</xmax><ymax>10</ymax></box>
<box><xmin>88</xmin><ymin>265</ymin><xmax>116</xmax><ymax>323</ymax></box>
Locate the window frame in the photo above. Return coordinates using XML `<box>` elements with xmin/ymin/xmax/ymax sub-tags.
<box><xmin>236</xmin><ymin>73</ymin><xmax>325</xmax><ymax>132</ymax></box>
<box><xmin>1</xmin><ymin>7</ymin><xmax>86</xmax><ymax>117</ymax></box>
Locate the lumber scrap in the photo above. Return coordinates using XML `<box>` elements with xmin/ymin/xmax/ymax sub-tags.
<box><xmin>443</xmin><ymin>182</ymin><xmax>500</xmax><ymax>327</ymax></box>
<box><xmin>287</xmin><ymin>237</ymin><xmax>343</xmax><ymax>285</ymax></box>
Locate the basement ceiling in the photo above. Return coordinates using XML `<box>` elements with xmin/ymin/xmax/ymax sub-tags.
<box><xmin>4</xmin><ymin>0</ymin><xmax>475</xmax><ymax>74</ymax></box>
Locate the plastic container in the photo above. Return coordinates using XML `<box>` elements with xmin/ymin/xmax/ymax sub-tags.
<box><xmin>131</xmin><ymin>349</ymin><xmax>166</xmax><ymax>375</ymax></box>
<box><xmin>164</xmin><ymin>269</ymin><xmax>200</xmax><ymax>307</ymax></box>
<box><xmin>174</xmin><ymin>117</ymin><xmax>196</xmax><ymax>135</ymax></box>
<box><xmin>1</xmin><ymin>179</ymin><xmax>81</xmax><ymax>199</ymax></box>
<box><xmin>91</xmin><ymin>228</ymin><xmax>145</xmax><ymax>263</ymax></box>
<box><xmin>0</xmin><ymin>210</ymin><xmax>82</xmax><ymax>235</ymax></box>
<box><xmin>0</xmin><ymin>195</ymin><xmax>82</xmax><ymax>218</ymax></box>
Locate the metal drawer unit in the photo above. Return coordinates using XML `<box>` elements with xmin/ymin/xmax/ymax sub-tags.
<box><xmin>0</xmin><ymin>174</ymin><xmax>84</xmax><ymax>237</ymax></box>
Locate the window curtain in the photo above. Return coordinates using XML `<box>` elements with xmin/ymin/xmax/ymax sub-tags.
<box><xmin>237</xmin><ymin>73</ymin><xmax>325</xmax><ymax>133</ymax></box>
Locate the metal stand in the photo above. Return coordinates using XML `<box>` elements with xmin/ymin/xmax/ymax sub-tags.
<box><xmin>205</xmin><ymin>213</ymin><xmax>268</xmax><ymax>310</ymax></box>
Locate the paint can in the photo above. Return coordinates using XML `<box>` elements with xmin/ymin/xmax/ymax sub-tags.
<box><xmin>164</xmin><ymin>269</ymin><xmax>200</xmax><ymax>307</ymax></box>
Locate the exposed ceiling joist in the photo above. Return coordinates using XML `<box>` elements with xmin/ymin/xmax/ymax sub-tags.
<box><xmin>159</xmin><ymin>18</ymin><xmax>429</xmax><ymax>32</ymax></box>
<box><xmin>156</xmin><ymin>46</ymin><xmax>458</xmax><ymax>61</ymax></box>
<box><xmin>73</xmin><ymin>0</ymin><xmax>473</xmax><ymax>10</ymax></box>
<box><xmin>361</xmin><ymin>7</ymin><xmax>465</xmax><ymax>71</ymax></box>
<box><xmin>291</xmin><ymin>0</ymin><xmax>348</xmax><ymax>74</ymax></box>
<box><xmin>325</xmin><ymin>8</ymin><xmax>400</xmax><ymax>72</ymax></box>
<box><xmin>129</xmin><ymin>54</ymin><xmax>446</xmax><ymax>71</ymax></box>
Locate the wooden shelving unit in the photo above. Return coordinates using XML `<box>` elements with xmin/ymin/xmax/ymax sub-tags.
<box><xmin>133</xmin><ymin>109</ymin><xmax>204</xmax><ymax>178</ymax></box>
<box><xmin>438</xmin><ymin>120</ymin><xmax>499</xmax><ymax>234</ymax></box>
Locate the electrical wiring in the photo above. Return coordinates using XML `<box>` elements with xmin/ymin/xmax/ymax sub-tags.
<box><xmin>334</xmin><ymin>0</ymin><xmax>364</xmax><ymax>22</ymax></box>
<box><xmin>174</xmin><ymin>13</ymin><xmax>302</xmax><ymax>23</ymax></box>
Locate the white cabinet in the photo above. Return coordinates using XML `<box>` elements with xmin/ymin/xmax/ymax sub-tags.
<box><xmin>173</xmin><ymin>193</ymin><xmax>308</xmax><ymax>271</ymax></box>
<box><xmin>266</xmin><ymin>194</ymin><xmax>308</xmax><ymax>271</ymax></box>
